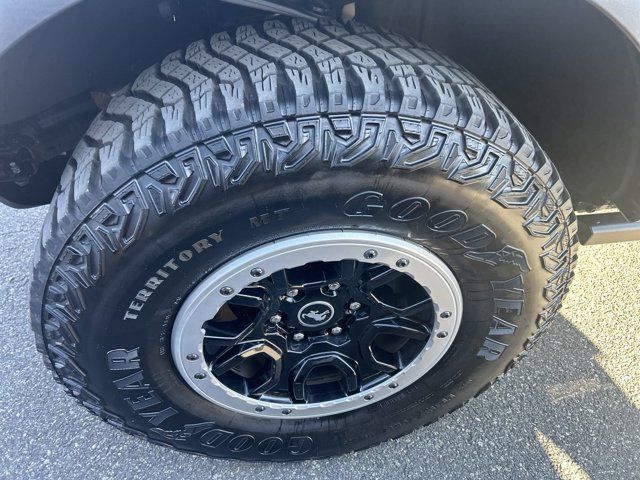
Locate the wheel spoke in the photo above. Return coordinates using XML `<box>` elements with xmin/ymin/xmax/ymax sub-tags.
<box><xmin>202</xmin><ymin>319</ymin><xmax>260</xmax><ymax>346</ymax></box>
<box><xmin>226</xmin><ymin>291</ymin><xmax>264</xmax><ymax>309</ymax></box>
<box><xmin>211</xmin><ymin>341</ymin><xmax>283</xmax><ymax>395</ymax></box>
<box><xmin>227</xmin><ymin>285</ymin><xmax>268</xmax><ymax>309</ymax></box>
<box><xmin>269</xmin><ymin>269</ymin><xmax>290</xmax><ymax>294</ymax></box>
<box><xmin>202</xmin><ymin>285</ymin><xmax>269</xmax><ymax>349</ymax></box>
<box><xmin>339</xmin><ymin>259</ymin><xmax>359</xmax><ymax>285</ymax></box>
<box><xmin>364</xmin><ymin>266</ymin><xmax>404</xmax><ymax>290</ymax></box>
<box><xmin>359</xmin><ymin>317</ymin><xmax>430</xmax><ymax>372</ymax></box>
<box><xmin>203</xmin><ymin>324</ymin><xmax>248</xmax><ymax>346</ymax></box>
<box><xmin>368</xmin><ymin>295</ymin><xmax>433</xmax><ymax>318</ymax></box>
<box><xmin>291</xmin><ymin>353</ymin><xmax>359</xmax><ymax>402</ymax></box>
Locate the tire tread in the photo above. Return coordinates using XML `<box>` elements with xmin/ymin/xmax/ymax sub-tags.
<box><xmin>30</xmin><ymin>17</ymin><xmax>578</xmax><ymax>460</ymax></box>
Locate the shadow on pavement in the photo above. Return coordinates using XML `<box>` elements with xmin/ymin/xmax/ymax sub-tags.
<box><xmin>313</xmin><ymin>314</ymin><xmax>640</xmax><ymax>480</ymax></box>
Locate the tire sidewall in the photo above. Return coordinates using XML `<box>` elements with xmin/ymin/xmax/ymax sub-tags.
<box><xmin>79</xmin><ymin>162</ymin><xmax>546</xmax><ymax>460</ymax></box>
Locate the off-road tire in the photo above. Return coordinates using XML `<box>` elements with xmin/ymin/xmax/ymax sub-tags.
<box><xmin>30</xmin><ymin>17</ymin><xmax>578</xmax><ymax>461</ymax></box>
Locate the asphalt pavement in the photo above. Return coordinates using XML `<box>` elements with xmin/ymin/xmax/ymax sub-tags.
<box><xmin>0</xmin><ymin>203</ymin><xmax>638</xmax><ymax>479</ymax></box>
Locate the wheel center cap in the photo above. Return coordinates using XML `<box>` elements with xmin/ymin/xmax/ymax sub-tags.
<box><xmin>297</xmin><ymin>301</ymin><xmax>335</xmax><ymax>327</ymax></box>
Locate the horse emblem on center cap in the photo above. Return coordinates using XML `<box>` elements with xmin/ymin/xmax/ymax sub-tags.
<box><xmin>298</xmin><ymin>301</ymin><xmax>335</xmax><ymax>327</ymax></box>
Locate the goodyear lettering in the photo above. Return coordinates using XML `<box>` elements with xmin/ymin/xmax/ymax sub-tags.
<box><xmin>151</xmin><ymin>422</ymin><xmax>314</xmax><ymax>457</ymax></box>
<box><xmin>107</xmin><ymin>347</ymin><xmax>178</xmax><ymax>426</ymax></box>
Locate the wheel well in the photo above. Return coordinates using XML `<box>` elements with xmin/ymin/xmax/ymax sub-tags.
<box><xmin>0</xmin><ymin>0</ymin><xmax>271</xmax><ymax>207</ymax></box>
<box><xmin>359</xmin><ymin>0</ymin><xmax>640</xmax><ymax>217</ymax></box>
<box><xmin>1</xmin><ymin>0</ymin><xmax>640</xmax><ymax>216</ymax></box>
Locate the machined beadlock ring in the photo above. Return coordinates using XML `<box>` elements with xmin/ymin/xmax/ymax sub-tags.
<box><xmin>172</xmin><ymin>230</ymin><xmax>463</xmax><ymax>419</ymax></box>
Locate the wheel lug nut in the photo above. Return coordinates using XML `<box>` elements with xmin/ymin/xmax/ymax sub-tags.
<box><xmin>219</xmin><ymin>286</ymin><xmax>234</xmax><ymax>296</ymax></box>
<box><xmin>287</xmin><ymin>288</ymin><xmax>299</xmax><ymax>297</ymax></box>
<box><xmin>194</xmin><ymin>372</ymin><xmax>206</xmax><ymax>380</ymax></box>
<box><xmin>349</xmin><ymin>301</ymin><xmax>361</xmax><ymax>311</ymax></box>
<box><xmin>327</xmin><ymin>282</ymin><xmax>340</xmax><ymax>291</ymax></box>
<box><xmin>293</xmin><ymin>332</ymin><xmax>305</xmax><ymax>341</ymax></box>
<box><xmin>250</xmin><ymin>267</ymin><xmax>265</xmax><ymax>277</ymax></box>
<box><xmin>396</xmin><ymin>258</ymin><xmax>410</xmax><ymax>268</ymax></box>
<box><xmin>330</xmin><ymin>326</ymin><xmax>343</xmax><ymax>335</ymax></box>
<box><xmin>186</xmin><ymin>353</ymin><xmax>199</xmax><ymax>361</ymax></box>
<box><xmin>363</xmin><ymin>249</ymin><xmax>378</xmax><ymax>259</ymax></box>
<box><xmin>270</xmin><ymin>314</ymin><xmax>282</xmax><ymax>324</ymax></box>
<box><xmin>440</xmin><ymin>311</ymin><xmax>452</xmax><ymax>319</ymax></box>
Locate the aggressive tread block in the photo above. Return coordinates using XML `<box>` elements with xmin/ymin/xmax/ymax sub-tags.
<box><xmin>31</xmin><ymin>16</ymin><xmax>578</xmax><ymax>459</ymax></box>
